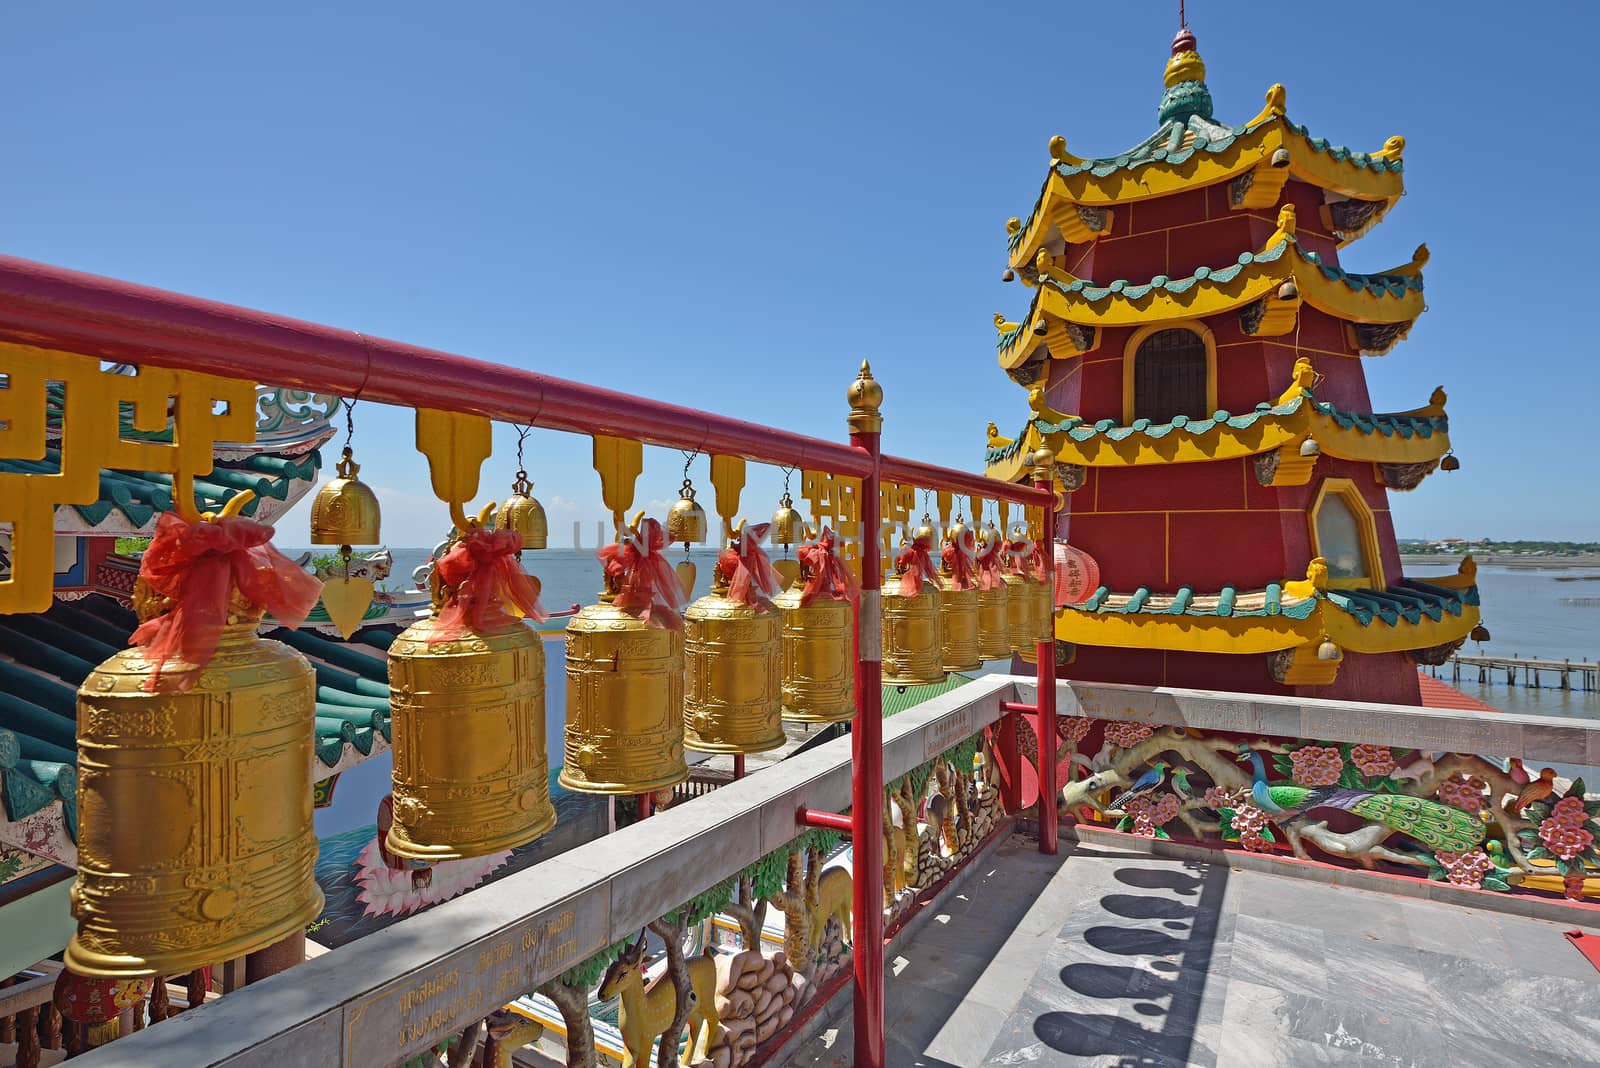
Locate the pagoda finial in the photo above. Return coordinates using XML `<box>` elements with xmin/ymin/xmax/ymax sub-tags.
<box><xmin>1159</xmin><ymin>26</ymin><xmax>1213</xmax><ymax>123</ymax></box>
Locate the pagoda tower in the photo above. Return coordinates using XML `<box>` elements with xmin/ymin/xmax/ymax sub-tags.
<box><xmin>983</xmin><ymin>26</ymin><xmax>1479</xmax><ymax>704</ymax></box>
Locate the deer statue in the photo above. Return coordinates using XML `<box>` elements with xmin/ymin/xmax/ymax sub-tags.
<box><xmin>806</xmin><ymin>866</ymin><xmax>853</xmax><ymax>952</ymax></box>
<box><xmin>597</xmin><ymin>930</ymin><xmax>721</xmax><ymax>1068</ymax></box>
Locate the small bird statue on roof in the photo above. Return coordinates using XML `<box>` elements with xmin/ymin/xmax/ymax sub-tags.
<box><xmin>1110</xmin><ymin>761</ymin><xmax>1170</xmax><ymax>812</ymax></box>
<box><xmin>1510</xmin><ymin>766</ymin><xmax>1558</xmax><ymax>816</ymax></box>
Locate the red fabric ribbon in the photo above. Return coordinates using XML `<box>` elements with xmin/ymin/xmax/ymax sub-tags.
<box><xmin>974</xmin><ymin>530</ymin><xmax>1005</xmax><ymax>591</ymax></box>
<box><xmin>941</xmin><ymin>529</ymin><xmax>977</xmax><ymax>591</ymax></box>
<box><xmin>1026</xmin><ymin>539</ymin><xmax>1051</xmax><ymax>584</ymax></box>
<box><xmin>797</xmin><ymin>526</ymin><xmax>859</xmax><ymax>607</ymax></box>
<box><xmin>895</xmin><ymin>534</ymin><xmax>940</xmax><ymax>597</ymax></box>
<box><xmin>129</xmin><ymin>511</ymin><xmax>323</xmax><ymax>692</ymax></box>
<box><xmin>719</xmin><ymin>523</ymin><xmax>782</xmax><ymax>605</ymax></box>
<box><xmin>430</xmin><ymin>527</ymin><xmax>547</xmax><ymax>641</ymax></box>
<box><xmin>1004</xmin><ymin>537</ymin><xmax>1035</xmax><ymax>577</ymax></box>
<box><xmin>598</xmin><ymin>517</ymin><xmax>684</xmax><ymax>628</ymax></box>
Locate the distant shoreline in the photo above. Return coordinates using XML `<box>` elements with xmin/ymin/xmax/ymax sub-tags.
<box><xmin>1402</xmin><ymin>553</ymin><xmax>1600</xmax><ymax>571</ymax></box>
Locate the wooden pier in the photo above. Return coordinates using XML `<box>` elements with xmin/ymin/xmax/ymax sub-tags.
<box><xmin>1434</xmin><ymin>654</ymin><xmax>1600</xmax><ymax>691</ymax></box>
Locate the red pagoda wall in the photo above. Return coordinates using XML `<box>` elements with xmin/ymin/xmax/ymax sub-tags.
<box><xmin>1043</xmin><ymin>176</ymin><xmax>1418</xmax><ymax>704</ymax></box>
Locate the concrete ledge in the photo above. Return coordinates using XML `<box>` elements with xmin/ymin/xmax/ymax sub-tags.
<box><xmin>1041</xmin><ymin>678</ymin><xmax>1600</xmax><ymax>762</ymax></box>
<box><xmin>1064</xmin><ymin>822</ymin><xmax>1600</xmax><ymax>926</ymax></box>
<box><xmin>79</xmin><ymin>676</ymin><xmax>1018</xmax><ymax>1068</ymax></box>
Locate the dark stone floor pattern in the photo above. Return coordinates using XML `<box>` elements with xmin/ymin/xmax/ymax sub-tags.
<box><xmin>781</xmin><ymin>835</ymin><xmax>1600</xmax><ymax>1067</ymax></box>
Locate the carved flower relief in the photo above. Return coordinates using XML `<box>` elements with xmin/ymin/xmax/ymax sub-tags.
<box><xmin>1436</xmin><ymin>774</ymin><xmax>1488</xmax><ymax>813</ymax></box>
<box><xmin>1287</xmin><ymin>744</ymin><xmax>1343</xmax><ymax>787</ymax></box>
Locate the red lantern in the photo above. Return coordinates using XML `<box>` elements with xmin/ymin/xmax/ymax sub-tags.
<box><xmin>1053</xmin><ymin>543</ymin><xmax>1100</xmax><ymax>606</ymax></box>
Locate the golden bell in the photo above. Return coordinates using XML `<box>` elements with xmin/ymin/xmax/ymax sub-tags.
<box><xmin>667</xmin><ymin>486</ymin><xmax>708</xmax><ymax>545</ymax></box>
<box><xmin>938</xmin><ymin>572</ymin><xmax>981</xmax><ymax>674</ymax></box>
<box><xmin>310</xmin><ymin>447</ymin><xmax>381</xmax><ymax>546</ymax></box>
<box><xmin>682</xmin><ymin>563</ymin><xmax>785</xmax><ymax>753</ymax></box>
<box><xmin>1004</xmin><ymin>572</ymin><xmax>1035</xmax><ymax>661</ymax></box>
<box><xmin>771</xmin><ymin>492</ymin><xmax>805</xmax><ymax>548</ymax></box>
<box><xmin>976</xmin><ymin>583</ymin><xmax>1011</xmax><ymax>661</ymax></box>
<box><xmin>773</xmin><ymin>575</ymin><xmax>855</xmax><ymax>725</ymax></box>
<box><xmin>495</xmin><ymin>471</ymin><xmax>548</xmax><ymax>550</ymax></box>
<box><xmin>882</xmin><ymin>574</ymin><xmax>946</xmax><ymax>687</ymax></box>
<box><xmin>560</xmin><ymin>592</ymin><xmax>688</xmax><ymax>795</ymax></box>
<box><xmin>385</xmin><ymin>614</ymin><xmax>556</xmax><ymax>862</ymax></box>
<box><xmin>68</xmin><ymin>590</ymin><xmax>322</xmax><ymax>978</ymax></box>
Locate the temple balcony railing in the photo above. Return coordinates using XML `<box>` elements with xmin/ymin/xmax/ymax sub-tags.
<box><xmin>71</xmin><ymin>678</ymin><xmax>1600</xmax><ymax>1067</ymax></box>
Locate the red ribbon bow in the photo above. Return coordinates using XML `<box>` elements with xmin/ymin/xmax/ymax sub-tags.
<box><xmin>895</xmin><ymin>533</ymin><xmax>940</xmax><ymax>597</ymax></box>
<box><xmin>797</xmin><ymin>526</ymin><xmax>859</xmax><ymax>607</ymax></box>
<box><xmin>129</xmin><ymin>511</ymin><xmax>323</xmax><ymax>692</ymax></box>
<box><xmin>1026</xmin><ymin>539</ymin><xmax>1051</xmax><ymax>584</ymax></box>
<box><xmin>974</xmin><ymin>530</ymin><xmax>1005</xmax><ymax>591</ymax></box>
<box><xmin>1004</xmin><ymin>537</ymin><xmax>1035</xmax><ymax>577</ymax></box>
<box><xmin>941</xmin><ymin>529</ymin><xmax>977</xmax><ymax>591</ymax></box>
<box><xmin>719</xmin><ymin>523</ymin><xmax>782</xmax><ymax>605</ymax></box>
<box><xmin>430</xmin><ymin>527</ymin><xmax>547</xmax><ymax>641</ymax></box>
<box><xmin>598</xmin><ymin>517</ymin><xmax>685</xmax><ymax>628</ymax></box>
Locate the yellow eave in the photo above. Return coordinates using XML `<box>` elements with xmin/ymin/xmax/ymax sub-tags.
<box><xmin>1006</xmin><ymin>92</ymin><xmax>1405</xmax><ymax>269</ymax></box>
<box><xmin>1054</xmin><ymin>608</ymin><xmax>1317</xmax><ymax>655</ymax></box>
<box><xmin>983</xmin><ymin>369</ymin><xmax>1450</xmax><ymax>482</ymax></box>
<box><xmin>1323</xmin><ymin>599</ymin><xmax>1480</xmax><ymax>655</ymax></box>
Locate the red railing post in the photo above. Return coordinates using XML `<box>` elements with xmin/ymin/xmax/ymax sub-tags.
<box><xmin>1033</xmin><ymin>454</ymin><xmax>1059</xmax><ymax>855</ymax></box>
<box><xmin>847</xmin><ymin>362</ymin><xmax>885</xmax><ymax>1068</ymax></box>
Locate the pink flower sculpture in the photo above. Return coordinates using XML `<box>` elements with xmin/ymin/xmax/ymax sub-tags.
<box><xmin>1057</xmin><ymin>716</ymin><xmax>1096</xmax><ymax>745</ymax></box>
<box><xmin>1350</xmin><ymin>744</ymin><xmax>1396</xmax><ymax>778</ymax></box>
<box><xmin>1230</xmin><ymin>803</ymin><xmax>1272</xmax><ymax>853</ymax></box>
<box><xmin>1203</xmin><ymin>786</ymin><xmax>1234</xmax><ymax>809</ymax></box>
<box><xmin>1288</xmin><ymin>745</ymin><xmax>1343</xmax><ymax>787</ymax></box>
<box><xmin>1103</xmin><ymin>722</ymin><xmax>1154</xmax><ymax>749</ymax></box>
<box><xmin>1437</xmin><ymin>774</ymin><xmax>1487</xmax><ymax>813</ymax></box>
<box><xmin>1434</xmin><ymin>849</ymin><xmax>1494</xmax><ymax>888</ymax></box>
<box><xmin>1152</xmin><ymin>792</ymin><xmax>1182</xmax><ymax>825</ymax></box>
<box><xmin>1538</xmin><ymin>808</ymin><xmax>1596</xmax><ymax>862</ymax></box>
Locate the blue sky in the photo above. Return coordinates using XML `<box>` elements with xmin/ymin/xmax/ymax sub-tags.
<box><xmin>5</xmin><ymin>2</ymin><xmax>1595</xmax><ymax>545</ymax></box>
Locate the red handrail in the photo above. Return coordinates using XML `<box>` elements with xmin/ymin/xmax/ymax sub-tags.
<box><xmin>0</xmin><ymin>254</ymin><xmax>1049</xmax><ymax>506</ymax></box>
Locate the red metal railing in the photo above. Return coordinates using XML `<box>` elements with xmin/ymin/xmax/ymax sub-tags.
<box><xmin>0</xmin><ymin>252</ymin><xmax>1056</xmax><ymax>1068</ymax></box>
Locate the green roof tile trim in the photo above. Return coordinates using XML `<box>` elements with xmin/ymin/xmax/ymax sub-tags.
<box><xmin>1298</xmin><ymin>249</ymin><xmax>1422</xmax><ymax>298</ymax></box>
<box><xmin>1158</xmin><ymin>78</ymin><xmax>1214</xmax><ymax>125</ymax></box>
<box><xmin>1061</xmin><ymin>585</ymin><xmax>1319</xmax><ymax>621</ymax></box>
<box><xmin>984</xmin><ymin>392</ymin><xmax>1447</xmax><ymax>467</ymax></box>
<box><xmin>0</xmin><ymin>449</ymin><xmax>322</xmax><ymax>527</ymax></box>
<box><xmin>1328</xmin><ymin>580</ymin><xmax>1479</xmax><ymax>628</ymax></box>
<box><xmin>1040</xmin><ymin>238</ymin><xmax>1292</xmax><ymax>303</ymax></box>
<box><xmin>1006</xmin><ymin>114</ymin><xmax>1396</xmax><ymax>255</ymax></box>
<box><xmin>1287</xmin><ymin>122</ymin><xmax>1403</xmax><ymax>174</ymax></box>
<box><xmin>882</xmin><ymin>673</ymin><xmax>974</xmax><ymax>718</ymax></box>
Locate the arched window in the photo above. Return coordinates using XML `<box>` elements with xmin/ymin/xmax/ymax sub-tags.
<box><xmin>1130</xmin><ymin>328</ymin><xmax>1209</xmax><ymax>424</ymax></box>
<box><xmin>1310</xmin><ymin>479</ymin><xmax>1383</xmax><ymax>590</ymax></box>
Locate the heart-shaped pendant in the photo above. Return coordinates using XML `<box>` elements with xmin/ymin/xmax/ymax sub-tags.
<box><xmin>677</xmin><ymin>560</ymin><xmax>697</xmax><ymax>600</ymax></box>
<box><xmin>322</xmin><ymin>576</ymin><xmax>375</xmax><ymax>639</ymax></box>
<box><xmin>773</xmin><ymin>558</ymin><xmax>801</xmax><ymax>588</ymax></box>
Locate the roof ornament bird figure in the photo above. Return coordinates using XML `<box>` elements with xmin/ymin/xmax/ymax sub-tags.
<box><xmin>1235</xmin><ymin>744</ymin><xmax>1485</xmax><ymax>855</ymax></box>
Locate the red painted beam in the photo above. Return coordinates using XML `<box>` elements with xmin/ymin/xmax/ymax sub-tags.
<box><xmin>0</xmin><ymin>254</ymin><xmax>1044</xmax><ymax>503</ymax></box>
<box><xmin>795</xmin><ymin>808</ymin><xmax>853</xmax><ymax>833</ymax></box>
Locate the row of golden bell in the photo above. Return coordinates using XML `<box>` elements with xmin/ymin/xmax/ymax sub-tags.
<box><xmin>62</xmin><ymin>443</ymin><xmax>1051</xmax><ymax>983</ymax></box>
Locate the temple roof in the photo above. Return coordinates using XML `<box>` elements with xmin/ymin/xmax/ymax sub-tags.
<box><xmin>997</xmin><ymin>208</ymin><xmax>1426</xmax><ymax>373</ymax></box>
<box><xmin>1053</xmin><ymin>558</ymin><xmax>1482</xmax><ymax>680</ymax></box>
<box><xmin>984</xmin><ymin>360</ymin><xmax>1451</xmax><ymax>490</ymax></box>
<box><xmin>0</xmin><ymin>595</ymin><xmax>392</xmax><ymax>864</ymax></box>
<box><xmin>1004</xmin><ymin>31</ymin><xmax>1406</xmax><ymax>269</ymax></box>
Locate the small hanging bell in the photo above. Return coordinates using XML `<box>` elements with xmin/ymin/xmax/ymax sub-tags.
<box><xmin>496</xmin><ymin>470</ymin><xmax>549</xmax><ymax>550</ymax></box>
<box><xmin>771</xmin><ymin>492</ymin><xmax>805</xmax><ymax>548</ymax></box>
<box><xmin>667</xmin><ymin>482</ymin><xmax>708</xmax><ymax>545</ymax></box>
<box><xmin>311</xmin><ymin>447</ymin><xmax>382</xmax><ymax>546</ymax></box>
